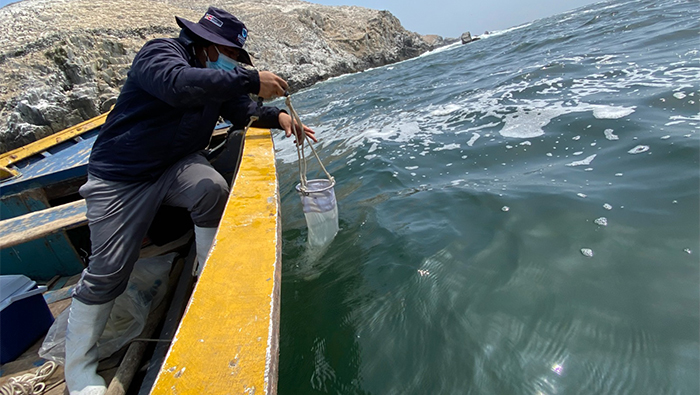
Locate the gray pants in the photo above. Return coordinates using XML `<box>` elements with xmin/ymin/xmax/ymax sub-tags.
<box><xmin>73</xmin><ymin>152</ymin><xmax>229</xmax><ymax>305</ymax></box>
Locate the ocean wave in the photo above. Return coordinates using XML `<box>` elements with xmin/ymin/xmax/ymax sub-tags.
<box><xmin>279</xmin><ymin>2</ymin><xmax>700</xmax><ymax>392</ymax></box>
<box><xmin>479</xmin><ymin>22</ymin><xmax>534</xmax><ymax>39</ymax></box>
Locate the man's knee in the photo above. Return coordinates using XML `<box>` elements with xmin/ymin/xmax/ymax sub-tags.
<box><xmin>191</xmin><ymin>174</ymin><xmax>229</xmax><ymax>227</ymax></box>
<box><xmin>72</xmin><ymin>267</ymin><xmax>131</xmax><ymax>305</ymax></box>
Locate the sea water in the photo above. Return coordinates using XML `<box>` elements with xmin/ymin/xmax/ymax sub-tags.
<box><xmin>274</xmin><ymin>0</ymin><xmax>699</xmax><ymax>393</ymax></box>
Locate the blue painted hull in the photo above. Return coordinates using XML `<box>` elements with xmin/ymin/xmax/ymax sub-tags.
<box><xmin>0</xmin><ymin>129</ymin><xmax>100</xmax><ymax>280</ymax></box>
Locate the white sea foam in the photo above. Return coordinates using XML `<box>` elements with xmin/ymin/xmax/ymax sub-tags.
<box><xmin>604</xmin><ymin>129</ymin><xmax>619</xmax><ymax>140</ymax></box>
<box><xmin>500</xmin><ymin>107</ymin><xmax>562</xmax><ymax>138</ymax></box>
<box><xmin>456</xmin><ymin>122</ymin><xmax>500</xmax><ymax>135</ymax></box>
<box><xmin>497</xmin><ymin>99</ymin><xmax>635</xmax><ymax>138</ymax></box>
<box><xmin>628</xmin><ymin>145</ymin><xmax>649</xmax><ymax>154</ymax></box>
<box><xmin>670</xmin><ymin>114</ymin><xmax>700</xmax><ymax>121</ymax></box>
<box><xmin>591</xmin><ymin>105</ymin><xmax>635</xmax><ymax>119</ymax></box>
<box><xmin>481</xmin><ymin>22</ymin><xmax>533</xmax><ymax>39</ymax></box>
<box><xmin>664</xmin><ymin>67</ymin><xmax>700</xmax><ymax>83</ymax></box>
<box><xmin>596</xmin><ymin>54</ymin><xmax>619</xmax><ymax>65</ymax></box>
<box><xmin>430</xmin><ymin>104</ymin><xmax>461</xmax><ymax>116</ymax></box>
<box><xmin>274</xmin><ymin>39</ymin><xmax>677</xmax><ymax>168</ymax></box>
<box><xmin>566</xmin><ymin>154</ymin><xmax>597</xmax><ymax>167</ymax></box>
<box><xmin>467</xmin><ymin>133</ymin><xmax>480</xmax><ymax>147</ymax></box>
<box><xmin>419</xmin><ymin>42</ymin><xmax>462</xmax><ymax>57</ymax></box>
<box><xmin>556</xmin><ymin>56</ymin><xmax>586</xmax><ymax>64</ymax></box>
<box><xmin>434</xmin><ymin>143</ymin><xmax>461</xmax><ymax>151</ymax></box>
<box><xmin>594</xmin><ymin>217</ymin><xmax>608</xmax><ymax>226</ymax></box>
<box><xmin>581</xmin><ymin>248</ymin><xmax>594</xmax><ymax>257</ymax></box>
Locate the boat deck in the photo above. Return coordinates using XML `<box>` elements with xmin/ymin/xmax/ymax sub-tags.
<box><xmin>0</xmin><ymin>126</ymin><xmax>283</xmax><ymax>394</ymax></box>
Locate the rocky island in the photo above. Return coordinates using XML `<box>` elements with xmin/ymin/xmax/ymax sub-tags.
<box><xmin>0</xmin><ymin>0</ymin><xmax>449</xmax><ymax>152</ymax></box>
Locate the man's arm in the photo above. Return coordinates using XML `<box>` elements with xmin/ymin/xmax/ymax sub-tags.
<box><xmin>131</xmin><ymin>39</ymin><xmax>260</xmax><ymax>108</ymax></box>
<box><xmin>220</xmin><ymin>95</ymin><xmax>282</xmax><ymax>130</ymax></box>
<box><xmin>220</xmin><ymin>96</ymin><xmax>317</xmax><ymax>143</ymax></box>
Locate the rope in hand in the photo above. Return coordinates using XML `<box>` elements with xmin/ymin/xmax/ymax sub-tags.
<box><xmin>0</xmin><ymin>361</ymin><xmax>57</xmax><ymax>395</ymax></box>
<box><xmin>285</xmin><ymin>94</ymin><xmax>334</xmax><ymax>194</ymax></box>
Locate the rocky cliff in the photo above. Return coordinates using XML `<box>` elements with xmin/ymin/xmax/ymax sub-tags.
<box><xmin>0</xmin><ymin>0</ymin><xmax>438</xmax><ymax>152</ymax></box>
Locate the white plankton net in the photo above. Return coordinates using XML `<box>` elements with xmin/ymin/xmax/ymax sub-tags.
<box><xmin>287</xmin><ymin>95</ymin><xmax>339</xmax><ymax>248</ymax></box>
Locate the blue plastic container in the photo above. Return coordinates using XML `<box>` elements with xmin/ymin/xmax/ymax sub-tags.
<box><xmin>0</xmin><ymin>275</ymin><xmax>54</xmax><ymax>363</ymax></box>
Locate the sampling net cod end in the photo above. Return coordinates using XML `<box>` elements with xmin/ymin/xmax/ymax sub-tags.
<box><xmin>286</xmin><ymin>95</ymin><xmax>339</xmax><ymax>248</ymax></box>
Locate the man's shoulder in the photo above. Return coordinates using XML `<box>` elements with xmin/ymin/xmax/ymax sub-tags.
<box><xmin>140</xmin><ymin>37</ymin><xmax>187</xmax><ymax>54</ymax></box>
<box><xmin>132</xmin><ymin>38</ymin><xmax>191</xmax><ymax>65</ymax></box>
<box><xmin>128</xmin><ymin>37</ymin><xmax>191</xmax><ymax>78</ymax></box>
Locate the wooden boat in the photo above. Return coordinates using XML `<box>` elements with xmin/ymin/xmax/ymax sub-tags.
<box><xmin>0</xmin><ymin>113</ymin><xmax>282</xmax><ymax>394</ymax></box>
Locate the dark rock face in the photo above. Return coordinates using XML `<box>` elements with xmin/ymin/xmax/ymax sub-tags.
<box><xmin>0</xmin><ymin>0</ymin><xmax>436</xmax><ymax>153</ymax></box>
<box><xmin>460</xmin><ymin>31</ymin><xmax>473</xmax><ymax>44</ymax></box>
<box><xmin>421</xmin><ymin>34</ymin><xmax>459</xmax><ymax>48</ymax></box>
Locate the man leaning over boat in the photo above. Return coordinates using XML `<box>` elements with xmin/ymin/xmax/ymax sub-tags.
<box><xmin>64</xmin><ymin>7</ymin><xmax>316</xmax><ymax>395</ymax></box>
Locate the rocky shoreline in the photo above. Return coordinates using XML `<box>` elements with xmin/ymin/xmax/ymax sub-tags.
<box><xmin>0</xmin><ymin>0</ymin><xmax>452</xmax><ymax>153</ymax></box>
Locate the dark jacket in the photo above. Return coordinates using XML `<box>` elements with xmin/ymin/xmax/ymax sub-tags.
<box><xmin>88</xmin><ymin>33</ymin><xmax>283</xmax><ymax>181</ymax></box>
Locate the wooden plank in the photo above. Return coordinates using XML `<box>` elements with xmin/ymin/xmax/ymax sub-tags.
<box><xmin>0</xmin><ymin>233</ymin><xmax>84</xmax><ymax>280</ymax></box>
<box><xmin>0</xmin><ymin>199</ymin><xmax>87</xmax><ymax>250</ymax></box>
<box><xmin>0</xmin><ymin>188</ymin><xmax>50</xmax><ymax>220</ymax></box>
<box><xmin>0</xmin><ymin>112</ymin><xmax>109</xmax><ymax>168</ymax></box>
<box><xmin>43</xmin><ymin>274</ymin><xmax>82</xmax><ymax>305</ymax></box>
<box><xmin>0</xmin><ymin>191</ymin><xmax>85</xmax><ymax>280</ymax></box>
<box><xmin>0</xmin><ymin>135</ymin><xmax>94</xmax><ymax>197</ymax></box>
<box><xmin>43</xmin><ymin>284</ymin><xmax>76</xmax><ymax>305</ymax></box>
<box><xmin>0</xmin><ymin>166</ymin><xmax>19</xmax><ymax>181</ymax></box>
<box><xmin>151</xmin><ymin>127</ymin><xmax>282</xmax><ymax>395</ymax></box>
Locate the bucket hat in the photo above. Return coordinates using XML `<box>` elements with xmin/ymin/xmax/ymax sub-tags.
<box><xmin>176</xmin><ymin>7</ymin><xmax>253</xmax><ymax>66</ymax></box>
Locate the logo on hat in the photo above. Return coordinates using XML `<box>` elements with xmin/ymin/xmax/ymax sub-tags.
<box><xmin>238</xmin><ymin>28</ymin><xmax>247</xmax><ymax>46</ymax></box>
<box><xmin>176</xmin><ymin>7</ymin><xmax>254</xmax><ymax>65</ymax></box>
<box><xmin>204</xmin><ymin>13</ymin><xmax>223</xmax><ymax>27</ymax></box>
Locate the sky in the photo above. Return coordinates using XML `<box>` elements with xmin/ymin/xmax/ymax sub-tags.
<box><xmin>0</xmin><ymin>0</ymin><xmax>605</xmax><ymax>38</ymax></box>
<box><xmin>312</xmin><ymin>0</ymin><xmax>605</xmax><ymax>38</ymax></box>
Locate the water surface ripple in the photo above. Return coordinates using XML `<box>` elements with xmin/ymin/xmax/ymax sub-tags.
<box><xmin>275</xmin><ymin>0</ymin><xmax>699</xmax><ymax>393</ymax></box>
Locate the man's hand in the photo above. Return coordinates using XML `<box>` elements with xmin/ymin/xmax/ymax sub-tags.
<box><xmin>279</xmin><ymin>112</ymin><xmax>317</xmax><ymax>144</ymax></box>
<box><xmin>258</xmin><ymin>71</ymin><xmax>288</xmax><ymax>99</ymax></box>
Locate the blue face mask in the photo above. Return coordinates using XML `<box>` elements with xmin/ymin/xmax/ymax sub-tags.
<box><xmin>206</xmin><ymin>47</ymin><xmax>240</xmax><ymax>71</ymax></box>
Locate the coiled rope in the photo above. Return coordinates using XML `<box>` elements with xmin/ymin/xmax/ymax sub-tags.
<box><xmin>0</xmin><ymin>361</ymin><xmax>57</xmax><ymax>395</ymax></box>
<box><xmin>285</xmin><ymin>94</ymin><xmax>334</xmax><ymax>194</ymax></box>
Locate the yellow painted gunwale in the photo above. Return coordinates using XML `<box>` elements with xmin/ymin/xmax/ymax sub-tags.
<box><xmin>0</xmin><ymin>112</ymin><xmax>109</xmax><ymax>168</ymax></box>
<box><xmin>151</xmin><ymin>127</ymin><xmax>281</xmax><ymax>395</ymax></box>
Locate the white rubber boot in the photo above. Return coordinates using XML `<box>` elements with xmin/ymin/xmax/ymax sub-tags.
<box><xmin>64</xmin><ymin>298</ymin><xmax>114</xmax><ymax>395</ymax></box>
<box><xmin>194</xmin><ymin>225</ymin><xmax>217</xmax><ymax>276</ymax></box>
